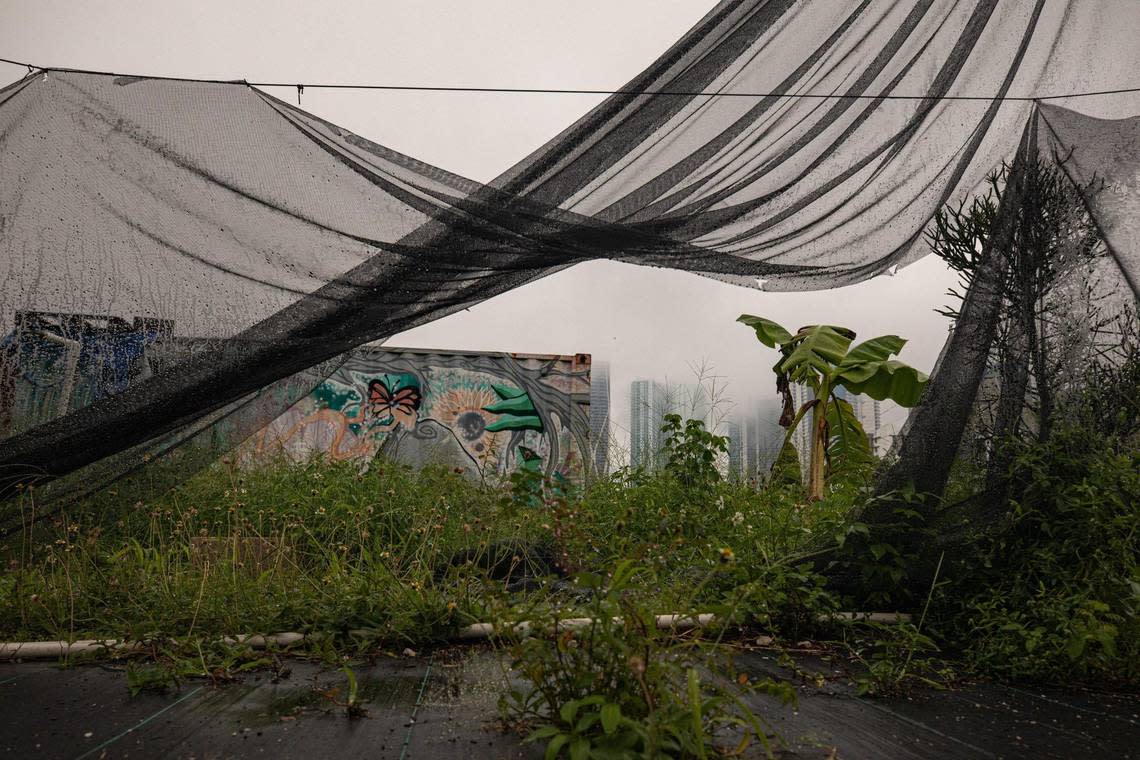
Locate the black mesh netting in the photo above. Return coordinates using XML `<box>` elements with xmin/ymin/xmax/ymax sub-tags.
<box><xmin>1</xmin><ymin>0</ymin><xmax>1139</xmax><ymax>525</ymax></box>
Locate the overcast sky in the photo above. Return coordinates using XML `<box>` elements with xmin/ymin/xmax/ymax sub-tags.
<box><xmin>2</xmin><ymin>0</ymin><xmax>973</xmax><ymax>444</ymax></box>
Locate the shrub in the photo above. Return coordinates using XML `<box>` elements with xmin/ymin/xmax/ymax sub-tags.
<box><xmin>498</xmin><ymin>561</ymin><xmax>795</xmax><ymax>759</ymax></box>
<box><xmin>937</xmin><ymin>425</ymin><xmax>1140</xmax><ymax>683</ymax></box>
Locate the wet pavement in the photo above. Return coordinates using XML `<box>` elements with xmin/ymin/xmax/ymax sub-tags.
<box><xmin>0</xmin><ymin>649</ymin><xmax>536</xmax><ymax>759</ymax></box>
<box><xmin>738</xmin><ymin>650</ymin><xmax>1139</xmax><ymax>758</ymax></box>
<box><xmin>1</xmin><ymin>648</ymin><xmax>1136</xmax><ymax>759</ymax></box>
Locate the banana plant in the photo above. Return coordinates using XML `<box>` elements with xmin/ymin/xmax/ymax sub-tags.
<box><xmin>738</xmin><ymin>315</ymin><xmax>929</xmax><ymax>501</ymax></box>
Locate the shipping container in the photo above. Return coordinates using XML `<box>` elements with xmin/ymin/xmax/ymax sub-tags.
<box><xmin>241</xmin><ymin>346</ymin><xmax>593</xmax><ymax>481</ymax></box>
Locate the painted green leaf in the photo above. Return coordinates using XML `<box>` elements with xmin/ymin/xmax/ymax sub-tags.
<box><xmin>489</xmin><ymin>383</ymin><xmax>527</xmax><ymax>400</ymax></box>
<box><xmin>482</xmin><ymin>394</ymin><xmax>538</xmax><ymax>415</ymax></box>
<box><xmin>485</xmin><ymin>414</ymin><xmax>543</xmax><ymax>433</ymax></box>
<box><xmin>483</xmin><ymin>384</ymin><xmax>545</xmax><ymax>432</ymax></box>
<box><xmin>737</xmin><ymin>314</ymin><xmax>793</xmax><ymax>348</ymax></box>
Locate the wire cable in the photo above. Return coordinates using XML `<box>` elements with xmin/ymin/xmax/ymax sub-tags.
<box><xmin>2</xmin><ymin>55</ymin><xmax>1138</xmax><ymax>102</ymax></box>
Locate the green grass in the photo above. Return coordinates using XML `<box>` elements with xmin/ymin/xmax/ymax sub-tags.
<box><xmin>0</xmin><ymin>455</ymin><xmax>847</xmax><ymax>649</ymax></box>
<box><xmin>3</xmin><ymin>426</ymin><xmax>1135</xmax><ymax>692</ymax></box>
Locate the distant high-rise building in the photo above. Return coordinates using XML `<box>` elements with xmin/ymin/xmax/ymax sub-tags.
<box><xmin>588</xmin><ymin>360</ymin><xmax>611</xmax><ymax>476</ymax></box>
<box><xmin>630</xmin><ymin>379</ymin><xmax>669</xmax><ymax>470</ymax></box>
<box><xmin>743</xmin><ymin>415</ymin><xmax>760</xmax><ymax>477</ymax></box>
<box><xmin>725</xmin><ymin>420</ymin><xmax>743</xmax><ymax>479</ymax></box>
<box><xmin>675</xmin><ymin>383</ymin><xmax>713</xmax><ymax>429</ymax></box>
<box><xmin>726</xmin><ymin>397</ymin><xmax>785</xmax><ymax>482</ymax></box>
<box><xmin>850</xmin><ymin>393</ymin><xmax>888</xmax><ymax>454</ymax></box>
<box><xmin>791</xmin><ymin>383</ymin><xmax>814</xmax><ymax>475</ymax></box>
<box><xmin>630</xmin><ymin>379</ymin><xmax>737</xmax><ymax>471</ymax></box>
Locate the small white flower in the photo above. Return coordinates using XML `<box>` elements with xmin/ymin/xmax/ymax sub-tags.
<box><xmin>731</xmin><ymin>511</ymin><xmax>745</xmax><ymax>527</ymax></box>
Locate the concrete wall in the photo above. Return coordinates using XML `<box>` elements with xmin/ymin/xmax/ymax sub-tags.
<box><xmin>241</xmin><ymin>347</ymin><xmax>593</xmax><ymax>481</ymax></box>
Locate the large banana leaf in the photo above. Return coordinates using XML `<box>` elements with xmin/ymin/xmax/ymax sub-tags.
<box><xmin>737</xmin><ymin>314</ymin><xmax>793</xmax><ymax>348</ymax></box>
<box><xmin>837</xmin><ymin>359</ymin><xmax>928</xmax><ymax>407</ymax></box>
<box><xmin>778</xmin><ymin>325</ymin><xmax>855</xmax><ymax>383</ymax></box>
<box><xmin>826</xmin><ymin>397</ymin><xmax>875</xmax><ymax>480</ymax></box>
<box><xmin>738</xmin><ymin>315</ymin><xmax>928</xmax><ymax>408</ymax></box>
<box><xmin>770</xmin><ymin>439</ymin><xmax>802</xmax><ymax>487</ymax></box>
<box><xmin>835</xmin><ymin>335</ymin><xmax>907</xmax><ymax>372</ymax></box>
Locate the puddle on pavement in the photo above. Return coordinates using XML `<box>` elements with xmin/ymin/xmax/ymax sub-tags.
<box><xmin>233</xmin><ymin>650</ymin><xmax>513</xmax><ymax>727</ymax></box>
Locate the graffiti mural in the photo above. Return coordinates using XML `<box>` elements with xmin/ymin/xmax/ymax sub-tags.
<box><xmin>1</xmin><ymin>312</ymin><xmax>169</xmax><ymax>437</ymax></box>
<box><xmin>243</xmin><ymin>348</ymin><xmax>592</xmax><ymax>480</ymax></box>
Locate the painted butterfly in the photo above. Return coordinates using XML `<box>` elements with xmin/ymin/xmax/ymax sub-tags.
<box><xmin>368</xmin><ymin>379</ymin><xmax>421</xmax><ymax>422</ymax></box>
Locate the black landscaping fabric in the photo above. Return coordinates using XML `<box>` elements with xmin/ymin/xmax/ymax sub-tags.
<box><xmin>2</xmin><ymin>654</ymin><xmax>1137</xmax><ymax>759</ymax></box>
<box><xmin>1</xmin><ymin>0</ymin><xmax>1140</xmax><ymax>508</ymax></box>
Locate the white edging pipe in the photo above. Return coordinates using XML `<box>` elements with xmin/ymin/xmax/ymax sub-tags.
<box><xmin>0</xmin><ymin>639</ymin><xmax>138</xmax><ymax>660</ymax></box>
<box><xmin>0</xmin><ymin>611</ymin><xmax>908</xmax><ymax>661</ymax></box>
<box><xmin>453</xmin><ymin>612</ymin><xmax>717</xmax><ymax>642</ymax></box>
<box><xmin>831</xmin><ymin>611</ymin><xmax>912</xmax><ymax>624</ymax></box>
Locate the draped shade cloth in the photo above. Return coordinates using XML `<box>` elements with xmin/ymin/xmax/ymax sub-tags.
<box><xmin>1035</xmin><ymin>103</ymin><xmax>1140</xmax><ymax>297</ymax></box>
<box><xmin>1</xmin><ymin>0</ymin><xmax>1139</xmax><ymax>503</ymax></box>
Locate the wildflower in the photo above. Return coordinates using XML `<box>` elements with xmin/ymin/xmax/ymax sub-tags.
<box><xmin>719</xmin><ymin>547</ymin><xmax>735</xmax><ymax>564</ymax></box>
<box><xmin>731</xmin><ymin>511</ymin><xmax>745</xmax><ymax>527</ymax></box>
<box><xmin>627</xmin><ymin>655</ymin><xmax>646</xmax><ymax>675</ymax></box>
<box><xmin>447</xmin><ymin>601</ymin><xmax>457</xmax><ymax>611</ymax></box>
